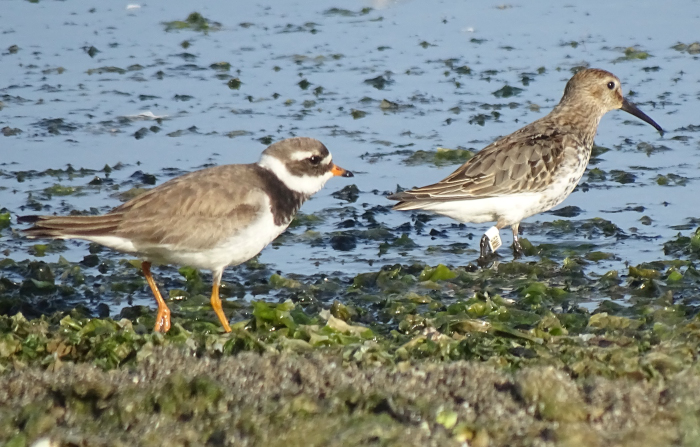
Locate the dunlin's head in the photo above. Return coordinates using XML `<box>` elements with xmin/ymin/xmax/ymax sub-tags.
<box><xmin>561</xmin><ymin>68</ymin><xmax>663</xmax><ymax>134</ymax></box>
<box><xmin>258</xmin><ymin>137</ymin><xmax>353</xmax><ymax>196</ymax></box>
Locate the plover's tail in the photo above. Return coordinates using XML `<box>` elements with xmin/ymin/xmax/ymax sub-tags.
<box><xmin>20</xmin><ymin>213</ymin><xmax>123</xmax><ymax>239</ymax></box>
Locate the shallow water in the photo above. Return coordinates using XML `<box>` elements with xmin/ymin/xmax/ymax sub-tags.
<box><xmin>1</xmin><ymin>0</ymin><xmax>699</xmax><ymax>313</ymax></box>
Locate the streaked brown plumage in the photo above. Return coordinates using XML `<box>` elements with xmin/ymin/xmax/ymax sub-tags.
<box><xmin>23</xmin><ymin>137</ymin><xmax>353</xmax><ymax>332</ymax></box>
<box><xmin>389</xmin><ymin>69</ymin><xmax>663</xmax><ymax>264</ymax></box>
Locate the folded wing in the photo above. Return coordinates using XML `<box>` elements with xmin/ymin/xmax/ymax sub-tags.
<box><xmin>389</xmin><ymin>127</ymin><xmax>575</xmax><ymax>208</ymax></box>
<box><xmin>24</xmin><ymin>165</ymin><xmax>267</xmax><ymax>252</ymax></box>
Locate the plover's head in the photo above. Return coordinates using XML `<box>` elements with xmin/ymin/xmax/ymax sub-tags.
<box><xmin>561</xmin><ymin>68</ymin><xmax>663</xmax><ymax>134</ymax></box>
<box><xmin>258</xmin><ymin>137</ymin><xmax>353</xmax><ymax>196</ymax></box>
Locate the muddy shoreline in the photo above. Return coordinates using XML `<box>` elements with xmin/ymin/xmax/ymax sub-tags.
<box><xmin>2</xmin><ymin>238</ymin><xmax>700</xmax><ymax>445</ymax></box>
<box><xmin>3</xmin><ymin>1</ymin><xmax>700</xmax><ymax>446</ymax></box>
<box><xmin>2</xmin><ymin>346</ymin><xmax>696</xmax><ymax>447</ymax></box>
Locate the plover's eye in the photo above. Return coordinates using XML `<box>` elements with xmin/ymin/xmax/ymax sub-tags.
<box><xmin>308</xmin><ymin>155</ymin><xmax>322</xmax><ymax>165</ymax></box>
<box><xmin>607</xmin><ymin>81</ymin><xmax>615</xmax><ymax>90</ymax></box>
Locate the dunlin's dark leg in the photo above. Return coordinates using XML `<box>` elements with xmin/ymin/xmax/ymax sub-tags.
<box><xmin>210</xmin><ymin>269</ymin><xmax>232</xmax><ymax>333</ymax></box>
<box><xmin>477</xmin><ymin>224</ymin><xmax>507</xmax><ymax>266</ymax></box>
<box><xmin>512</xmin><ymin>223</ymin><xmax>524</xmax><ymax>258</ymax></box>
<box><xmin>477</xmin><ymin>233</ymin><xmax>490</xmax><ymax>266</ymax></box>
<box><xmin>142</xmin><ymin>261</ymin><xmax>171</xmax><ymax>333</ymax></box>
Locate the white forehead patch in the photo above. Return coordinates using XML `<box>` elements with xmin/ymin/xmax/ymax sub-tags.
<box><xmin>258</xmin><ymin>154</ymin><xmax>334</xmax><ymax>196</ymax></box>
<box><xmin>289</xmin><ymin>151</ymin><xmax>332</xmax><ymax>165</ymax></box>
<box><xmin>290</xmin><ymin>151</ymin><xmax>315</xmax><ymax>161</ymax></box>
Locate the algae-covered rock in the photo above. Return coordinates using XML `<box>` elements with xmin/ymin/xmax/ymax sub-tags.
<box><xmin>515</xmin><ymin>366</ymin><xmax>588</xmax><ymax>423</ymax></box>
<box><xmin>1</xmin><ymin>348</ymin><xmax>696</xmax><ymax>447</ymax></box>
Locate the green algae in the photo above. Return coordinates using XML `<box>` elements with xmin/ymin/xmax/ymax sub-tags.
<box><xmin>2</xmin><ymin>153</ymin><xmax>699</xmax><ymax>446</ymax></box>
<box><xmin>663</xmin><ymin>227</ymin><xmax>700</xmax><ymax>259</ymax></box>
<box><xmin>163</xmin><ymin>12</ymin><xmax>221</xmax><ymax>33</ymax></box>
<box><xmin>655</xmin><ymin>173</ymin><xmax>688</xmax><ymax>186</ymax></box>
<box><xmin>43</xmin><ymin>183</ymin><xmax>81</xmax><ymax>196</ymax></box>
<box><xmin>492</xmin><ymin>85</ymin><xmax>524</xmax><ymax>98</ymax></box>
<box><xmin>324</xmin><ymin>7</ymin><xmax>372</xmax><ymax>17</ymax></box>
<box><xmin>378</xmin><ymin>234</ymin><xmax>417</xmax><ymax>255</ymax></box>
<box><xmin>287</xmin><ymin>212</ymin><xmax>325</xmax><ymax>229</ymax></box>
<box><xmin>350</xmin><ymin>109</ymin><xmax>367</xmax><ymax>119</ymax></box>
<box><xmin>0</xmin><ymin>212</ymin><xmax>10</xmax><ymax>230</ymax></box>
<box><xmin>5</xmin><ymin>336</ymin><xmax>695</xmax><ymax>446</ymax></box>
<box><xmin>610</xmin><ymin>169</ymin><xmax>636</xmax><ymax>184</ymax></box>
<box><xmin>418</xmin><ymin>264</ymin><xmax>457</xmax><ymax>282</ymax></box>
<box><xmin>3</xmin><ymin>241</ymin><xmax>700</xmax><ymax>445</ymax></box>
<box><xmin>403</xmin><ymin>147</ymin><xmax>474</xmax><ymax>167</ymax></box>
<box><xmin>587</xmin><ymin>167</ymin><xmax>606</xmax><ymax>182</ymax></box>
<box><xmin>671</xmin><ymin>42</ymin><xmax>700</xmax><ymax>54</ymax></box>
<box><xmin>613</xmin><ymin>46</ymin><xmax>651</xmax><ymax>62</ymax></box>
<box><xmin>469</xmin><ymin>111</ymin><xmax>501</xmax><ymax>126</ymax></box>
<box><xmin>0</xmin><ymin>2</ymin><xmax>697</xmax><ymax>445</ymax></box>
<box><xmin>364</xmin><ymin>75</ymin><xmax>393</xmax><ymax>89</ymax></box>
<box><xmin>4</xmin><ymin>249</ymin><xmax>700</xmax><ymax>378</ymax></box>
<box><xmin>515</xmin><ymin>367</ymin><xmax>588</xmax><ymax>423</ymax></box>
<box><xmin>210</xmin><ymin>62</ymin><xmax>231</xmax><ymax>71</ymax></box>
<box><xmin>331</xmin><ymin>184</ymin><xmax>360</xmax><ymax>203</ymax></box>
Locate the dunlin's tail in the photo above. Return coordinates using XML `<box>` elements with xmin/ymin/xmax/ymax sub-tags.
<box><xmin>387</xmin><ymin>190</ymin><xmax>449</xmax><ymax>211</ymax></box>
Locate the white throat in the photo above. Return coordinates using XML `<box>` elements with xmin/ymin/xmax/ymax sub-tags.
<box><xmin>258</xmin><ymin>154</ymin><xmax>333</xmax><ymax>196</ymax></box>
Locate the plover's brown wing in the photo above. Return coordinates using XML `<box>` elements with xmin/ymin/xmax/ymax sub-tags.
<box><xmin>391</xmin><ymin>127</ymin><xmax>579</xmax><ymax>204</ymax></box>
<box><xmin>25</xmin><ymin>165</ymin><xmax>268</xmax><ymax>251</ymax></box>
<box><xmin>112</xmin><ymin>164</ymin><xmax>268</xmax><ymax>251</ymax></box>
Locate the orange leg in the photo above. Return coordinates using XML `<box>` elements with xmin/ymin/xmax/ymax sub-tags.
<box><xmin>142</xmin><ymin>261</ymin><xmax>171</xmax><ymax>333</ymax></box>
<box><xmin>210</xmin><ymin>270</ymin><xmax>231</xmax><ymax>332</ymax></box>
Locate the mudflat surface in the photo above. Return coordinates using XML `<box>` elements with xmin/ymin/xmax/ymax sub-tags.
<box><xmin>2</xmin><ymin>347</ymin><xmax>699</xmax><ymax>447</ymax></box>
<box><xmin>2</xmin><ymin>1</ymin><xmax>700</xmax><ymax>446</ymax></box>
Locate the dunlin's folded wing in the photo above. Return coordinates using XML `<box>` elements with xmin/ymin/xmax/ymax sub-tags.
<box><xmin>389</xmin><ymin>126</ymin><xmax>580</xmax><ymax>206</ymax></box>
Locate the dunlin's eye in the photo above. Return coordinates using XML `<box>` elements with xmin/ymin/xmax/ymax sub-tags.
<box><xmin>607</xmin><ymin>81</ymin><xmax>615</xmax><ymax>90</ymax></box>
<box><xmin>308</xmin><ymin>155</ymin><xmax>322</xmax><ymax>165</ymax></box>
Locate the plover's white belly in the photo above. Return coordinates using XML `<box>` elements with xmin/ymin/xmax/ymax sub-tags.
<box><xmin>60</xmin><ymin>195</ymin><xmax>291</xmax><ymax>272</ymax></box>
<box><xmin>134</xmin><ymin>211</ymin><xmax>288</xmax><ymax>272</ymax></box>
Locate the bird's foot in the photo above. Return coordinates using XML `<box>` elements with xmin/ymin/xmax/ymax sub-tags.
<box><xmin>512</xmin><ymin>240</ymin><xmax>524</xmax><ymax>259</ymax></box>
<box><xmin>476</xmin><ymin>231</ymin><xmax>500</xmax><ymax>267</ymax></box>
<box><xmin>476</xmin><ymin>254</ymin><xmax>494</xmax><ymax>268</ymax></box>
<box><xmin>154</xmin><ymin>305</ymin><xmax>172</xmax><ymax>333</ymax></box>
<box><xmin>479</xmin><ymin>234</ymin><xmax>490</xmax><ymax>259</ymax></box>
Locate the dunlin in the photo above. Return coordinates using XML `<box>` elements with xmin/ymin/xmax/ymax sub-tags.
<box><xmin>388</xmin><ymin>68</ymin><xmax>663</xmax><ymax>264</ymax></box>
<box><xmin>22</xmin><ymin>137</ymin><xmax>353</xmax><ymax>332</ymax></box>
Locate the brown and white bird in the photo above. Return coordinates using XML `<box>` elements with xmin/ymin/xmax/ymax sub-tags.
<box><xmin>22</xmin><ymin>137</ymin><xmax>353</xmax><ymax>332</ymax></box>
<box><xmin>388</xmin><ymin>68</ymin><xmax>663</xmax><ymax>264</ymax></box>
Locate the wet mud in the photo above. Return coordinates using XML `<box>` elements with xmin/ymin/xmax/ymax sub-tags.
<box><xmin>2</xmin><ymin>1</ymin><xmax>700</xmax><ymax>445</ymax></box>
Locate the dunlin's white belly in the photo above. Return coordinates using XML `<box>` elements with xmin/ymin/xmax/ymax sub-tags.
<box><xmin>418</xmin><ymin>192</ymin><xmax>548</xmax><ymax>226</ymax></box>
<box><xmin>414</xmin><ymin>147</ymin><xmax>588</xmax><ymax>227</ymax></box>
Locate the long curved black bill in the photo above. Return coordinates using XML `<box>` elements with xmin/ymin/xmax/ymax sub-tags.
<box><xmin>621</xmin><ymin>98</ymin><xmax>664</xmax><ymax>135</ymax></box>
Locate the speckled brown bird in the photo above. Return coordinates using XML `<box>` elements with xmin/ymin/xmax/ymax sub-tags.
<box><xmin>388</xmin><ymin>68</ymin><xmax>663</xmax><ymax>264</ymax></box>
<box><xmin>22</xmin><ymin>137</ymin><xmax>353</xmax><ymax>333</ymax></box>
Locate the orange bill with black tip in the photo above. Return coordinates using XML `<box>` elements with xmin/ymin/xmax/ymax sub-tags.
<box><xmin>331</xmin><ymin>164</ymin><xmax>354</xmax><ymax>178</ymax></box>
